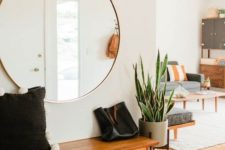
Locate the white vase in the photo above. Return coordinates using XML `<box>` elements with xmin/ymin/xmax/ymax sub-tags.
<box><xmin>139</xmin><ymin>119</ymin><xmax>168</xmax><ymax>147</ymax></box>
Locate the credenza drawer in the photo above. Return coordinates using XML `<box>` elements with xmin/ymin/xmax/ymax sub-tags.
<box><xmin>200</xmin><ymin>64</ymin><xmax>225</xmax><ymax>88</ymax></box>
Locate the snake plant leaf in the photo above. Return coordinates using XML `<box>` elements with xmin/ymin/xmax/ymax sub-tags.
<box><xmin>155</xmin><ymin>51</ymin><xmax>161</xmax><ymax>90</ymax></box>
<box><xmin>167</xmin><ymin>102</ymin><xmax>175</xmax><ymax>114</ymax></box>
<box><xmin>161</xmin><ymin>91</ymin><xmax>165</xmax><ymax>121</ymax></box>
<box><xmin>167</xmin><ymin>90</ymin><xmax>174</xmax><ymax>105</ymax></box>
<box><xmin>160</xmin><ymin>54</ymin><xmax>168</xmax><ymax>77</ymax></box>
<box><xmin>134</xmin><ymin>64</ymin><xmax>145</xmax><ymax>104</ymax></box>
<box><xmin>137</xmin><ymin>81</ymin><xmax>145</xmax><ymax>104</ymax></box>
<box><xmin>140</xmin><ymin>57</ymin><xmax>146</xmax><ymax>88</ymax></box>
<box><xmin>146</xmin><ymin>75</ymin><xmax>152</xmax><ymax>100</ymax></box>
<box><xmin>146</xmin><ymin>100</ymin><xmax>154</xmax><ymax>117</ymax></box>
<box><xmin>140</xmin><ymin>102</ymin><xmax>153</xmax><ymax>121</ymax></box>
<box><xmin>166</xmin><ymin>90</ymin><xmax>175</xmax><ymax>113</ymax></box>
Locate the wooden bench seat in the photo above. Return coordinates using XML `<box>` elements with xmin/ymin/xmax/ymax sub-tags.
<box><xmin>60</xmin><ymin>136</ymin><xmax>159</xmax><ymax>150</ymax></box>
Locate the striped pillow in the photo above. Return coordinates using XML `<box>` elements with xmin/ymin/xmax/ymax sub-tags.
<box><xmin>167</xmin><ymin>65</ymin><xmax>188</xmax><ymax>81</ymax></box>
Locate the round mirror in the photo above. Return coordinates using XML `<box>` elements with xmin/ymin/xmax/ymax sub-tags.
<box><xmin>45</xmin><ymin>0</ymin><xmax>120</xmax><ymax>101</ymax></box>
<box><xmin>0</xmin><ymin>0</ymin><xmax>119</xmax><ymax>102</ymax></box>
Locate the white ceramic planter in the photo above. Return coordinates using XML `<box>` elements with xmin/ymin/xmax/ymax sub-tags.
<box><xmin>139</xmin><ymin>119</ymin><xmax>168</xmax><ymax>147</ymax></box>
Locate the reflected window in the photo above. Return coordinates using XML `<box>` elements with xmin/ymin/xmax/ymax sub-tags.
<box><xmin>57</xmin><ymin>0</ymin><xmax>79</xmax><ymax>100</ymax></box>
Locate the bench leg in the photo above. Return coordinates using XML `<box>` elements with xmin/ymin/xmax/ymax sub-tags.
<box><xmin>174</xmin><ymin>129</ymin><xmax>177</xmax><ymax>140</ymax></box>
<box><xmin>202</xmin><ymin>99</ymin><xmax>205</xmax><ymax>111</ymax></box>
<box><xmin>183</xmin><ymin>101</ymin><xmax>186</xmax><ymax>109</ymax></box>
<box><xmin>215</xmin><ymin>97</ymin><xmax>218</xmax><ymax>112</ymax></box>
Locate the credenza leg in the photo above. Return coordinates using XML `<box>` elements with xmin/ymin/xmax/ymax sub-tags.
<box><xmin>183</xmin><ymin>101</ymin><xmax>186</xmax><ymax>109</ymax></box>
<box><xmin>174</xmin><ymin>129</ymin><xmax>177</xmax><ymax>140</ymax></box>
<box><xmin>215</xmin><ymin>97</ymin><xmax>218</xmax><ymax>112</ymax></box>
<box><xmin>202</xmin><ymin>98</ymin><xmax>205</xmax><ymax>111</ymax></box>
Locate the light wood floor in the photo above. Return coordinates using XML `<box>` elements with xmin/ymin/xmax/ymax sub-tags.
<box><xmin>202</xmin><ymin>143</ymin><xmax>225</xmax><ymax>150</ymax></box>
<box><xmin>166</xmin><ymin>143</ymin><xmax>225</xmax><ymax>150</ymax></box>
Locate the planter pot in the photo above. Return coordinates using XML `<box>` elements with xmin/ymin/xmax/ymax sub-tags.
<box><xmin>219</xmin><ymin>13</ymin><xmax>225</xmax><ymax>18</ymax></box>
<box><xmin>139</xmin><ymin>119</ymin><xmax>168</xmax><ymax>147</ymax></box>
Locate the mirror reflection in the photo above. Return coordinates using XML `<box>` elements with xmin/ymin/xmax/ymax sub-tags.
<box><xmin>45</xmin><ymin>0</ymin><xmax>120</xmax><ymax>101</ymax></box>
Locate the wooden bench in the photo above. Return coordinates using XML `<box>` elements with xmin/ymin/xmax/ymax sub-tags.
<box><xmin>60</xmin><ymin>136</ymin><xmax>159</xmax><ymax>150</ymax></box>
<box><xmin>167</xmin><ymin>107</ymin><xmax>196</xmax><ymax>140</ymax></box>
<box><xmin>169</xmin><ymin>121</ymin><xmax>196</xmax><ymax>140</ymax></box>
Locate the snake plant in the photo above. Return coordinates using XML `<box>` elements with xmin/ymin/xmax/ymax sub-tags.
<box><xmin>134</xmin><ymin>51</ymin><xmax>174</xmax><ymax>122</ymax></box>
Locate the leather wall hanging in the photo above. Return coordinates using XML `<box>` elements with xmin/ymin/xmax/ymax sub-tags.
<box><xmin>106</xmin><ymin>20</ymin><xmax>120</xmax><ymax>59</ymax></box>
<box><xmin>106</xmin><ymin>33</ymin><xmax>119</xmax><ymax>59</ymax></box>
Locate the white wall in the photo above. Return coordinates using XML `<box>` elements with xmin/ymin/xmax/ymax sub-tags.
<box><xmin>156</xmin><ymin>0</ymin><xmax>225</xmax><ymax>73</ymax></box>
<box><xmin>156</xmin><ymin>0</ymin><xmax>205</xmax><ymax>73</ymax></box>
<box><xmin>46</xmin><ymin>0</ymin><xmax>157</xmax><ymax>143</ymax></box>
<box><xmin>205</xmin><ymin>0</ymin><xmax>225</xmax><ymax>12</ymax></box>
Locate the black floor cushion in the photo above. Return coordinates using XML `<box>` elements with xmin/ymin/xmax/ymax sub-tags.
<box><xmin>0</xmin><ymin>87</ymin><xmax>51</xmax><ymax>150</ymax></box>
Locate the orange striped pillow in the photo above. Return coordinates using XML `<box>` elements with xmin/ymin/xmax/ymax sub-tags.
<box><xmin>167</xmin><ymin>65</ymin><xmax>188</xmax><ymax>81</ymax></box>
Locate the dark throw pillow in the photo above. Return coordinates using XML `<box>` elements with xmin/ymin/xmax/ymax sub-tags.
<box><xmin>0</xmin><ymin>87</ymin><xmax>51</xmax><ymax>150</ymax></box>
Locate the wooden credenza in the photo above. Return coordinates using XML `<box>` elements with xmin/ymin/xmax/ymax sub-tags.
<box><xmin>200</xmin><ymin>64</ymin><xmax>225</xmax><ymax>88</ymax></box>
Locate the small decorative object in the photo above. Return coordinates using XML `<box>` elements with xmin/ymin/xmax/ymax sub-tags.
<box><xmin>203</xmin><ymin>77</ymin><xmax>211</xmax><ymax>90</ymax></box>
<box><xmin>134</xmin><ymin>51</ymin><xmax>174</xmax><ymax>147</ymax></box>
<box><xmin>219</xmin><ymin>9</ymin><xmax>225</xmax><ymax>18</ymax></box>
<box><xmin>106</xmin><ymin>33</ymin><xmax>119</xmax><ymax>59</ymax></box>
<box><xmin>216</xmin><ymin>57</ymin><xmax>225</xmax><ymax>66</ymax></box>
<box><xmin>94</xmin><ymin>102</ymin><xmax>139</xmax><ymax>141</ymax></box>
<box><xmin>206</xmin><ymin>8</ymin><xmax>219</xmax><ymax>18</ymax></box>
<box><xmin>173</xmin><ymin>85</ymin><xmax>189</xmax><ymax>98</ymax></box>
<box><xmin>106</xmin><ymin>22</ymin><xmax>120</xmax><ymax>59</ymax></box>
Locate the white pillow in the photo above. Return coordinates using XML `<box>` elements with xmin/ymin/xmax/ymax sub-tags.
<box><xmin>167</xmin><ymin>65</ymin><xmax>188</xmax><ymax>81</ymax></box>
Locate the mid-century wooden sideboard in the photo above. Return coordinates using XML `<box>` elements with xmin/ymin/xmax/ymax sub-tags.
<box><xmin>200</xmin><ymin>64</ymin><xmax>225</xmax><ymax>88</ymax></box>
